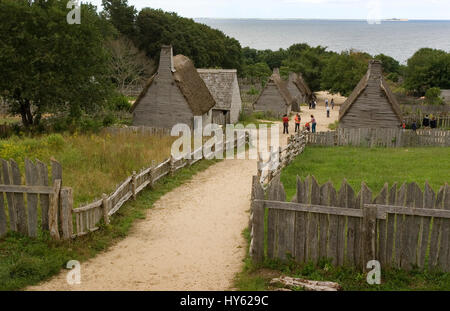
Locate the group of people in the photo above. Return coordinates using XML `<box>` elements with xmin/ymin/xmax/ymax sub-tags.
<box><xmin>400</xmin><ymin>114</ymin><xmax>439</xmax><ymax>132</ymax></box>
<box><xmin>282</xmin><ymin>113</ymin><xmax>317</xmax><ymax>134</ymax></box>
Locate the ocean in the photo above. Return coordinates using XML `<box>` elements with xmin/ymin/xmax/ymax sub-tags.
<box><xmin>195</xmin><ymin>19</ymin><xmax>450</xmax><ymax>64</ymax></box>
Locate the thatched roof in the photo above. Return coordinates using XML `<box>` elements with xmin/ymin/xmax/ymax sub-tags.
<box><xmin>172</xmin><ymin>55</ymin><xmax>215</xmax><ymax>115</ymax></box>
<box><xmin>441</xmin><ymin>89</ymin><xmax>450</xmax><ymax>103</ymax></box>
<box><xmin>339</xmin><ymin>60</ymin><xmax>402</xmax><ymax>121</ymax></box>
<box><xmin>197</xmin><ymin>69</ymin><xmax>238</xmax><ymax>110</ymax></box>
<box><xmin>131</xmin><ymin>50</ymin><xmax>215</xmax><ymax>115</ymax></box>
<box><xmin>290</xmin><ymin>72</ymin><xmax>315</xmax><ymax>100</ymax></box>
<box><xmin>255</xmin><ymin>69</ymin><xmax>294</xmax><ymax>106</ymax></box>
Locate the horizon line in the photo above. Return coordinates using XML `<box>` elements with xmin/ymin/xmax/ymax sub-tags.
<box><xmin>194</xmin><ymin>17</ymin><xmax>450</xmax><ymax>21</ymax></box>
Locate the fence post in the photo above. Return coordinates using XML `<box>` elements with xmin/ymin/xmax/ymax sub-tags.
<box><xmin>362</xmin><ymin>205</ymin><xmax>377</xmax><ymax>267</ymax></box>
<box><xmin>49</xmin><ymin>179</ymin><xmax>62</xmax><ymax>240</ymax></box>
<box><xmin>169</xmin><ymin>156</ymin><xmax>175</xmax><ymax>176</ymax></box>
<box><xmin>250</xmin><ymin>176</ymin><xmax>265</xmax><ymax>263</ymax></box>
<box><xmin>132</xmin><ymin>171</ymin><xmax>137</xmax><ymax>200</ymax></box>
<box><xmin>60</xmin><ymin>187</ymin><xmax>73</xmax><ymax>239</ymax></box>
<box><xmin>102</xmin><ymin>193</ymin><xmax>110</xmax><ymax>225</ymax></box>
<box><xmin>148</xmin><ymin>160</ymin><xmax>156</xmax><ymax>189</ymax></box>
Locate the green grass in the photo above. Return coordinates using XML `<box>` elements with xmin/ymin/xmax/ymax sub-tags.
<box><xmin>0</xmin><ymin>158</ymin><xmax>218</xmax><ymax>290</ymax></box>
<box><xmin>235</xmin><ymin>228</ymin><xmax>450</xmax><ymax>291</ymax></box>
<box><xmin>280</xmin><ymin>146</ymin><xmax>450</xmax><ymax>200</ymax></box>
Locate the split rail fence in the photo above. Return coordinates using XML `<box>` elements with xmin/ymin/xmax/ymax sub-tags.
<box><xmin>250</xmin><ymin>175</ymin><xmax>450</xmax><ymax>272</ymax></box>
<box><xmin>0</xmin><ymin>132</ymin><xmax>248</xmax><ymax>240</ymax></box>
<box><xmin>258</xmin><ymin>130</ymin><xmax>307</xmax><ymax>189</ymax></box>
<box><xmin>307</xmin><ymin>128</ymin><xmax>450</xmax><ymax>147</ymax></box>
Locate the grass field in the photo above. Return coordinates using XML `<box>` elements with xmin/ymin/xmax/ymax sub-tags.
<box><xmin>0</xmin><ymin>132</ymin><xmax>176</xmax><ymax>206</ymax></box>
<box><xmin>235</xmin><ymin>146</ymin><xmax>450</xmax><ymax>291</ymax></box>
<box><xmin>0</xmin><ymin>156</ymin><xmax>218</xmax><ymax>290</ymax></box>
<box><xmin>280</xmin><ymin>146</ymin><xmax>450</xmax><ymax>200</ymax></box>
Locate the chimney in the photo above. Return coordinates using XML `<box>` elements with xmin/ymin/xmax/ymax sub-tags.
<box><xmin>158</xmin><ymin>45</ymin><xmax>174</xmax><ymax>76</ymax></box>
<box><xmin>368</xmin><ymin>59</ymin><xmax>383</xmax><ymax>79</ymax></box>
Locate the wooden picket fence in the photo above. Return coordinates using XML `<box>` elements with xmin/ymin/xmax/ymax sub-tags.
<box><xmin>250</xmin><ymin>175</ymin><xmax>450</xmax><ymax>272</ymax></box>
<box><xmin>0</xmin><ymin>158</ymin><xmax>73</xmax><ymax>240</ymax></box>
<box><xmin>258</xmin><ymin>130</ymin><xmax>307</xmax><ymax>188</ymax></box>
<box><xmin>105</xmin><ymin>126</ymin><xmax>171</xmax><ymax>137</ymax></box>
<box><xmin>307</xmin><ymin>128</ymin><xmax>450</xmax><ymax>147</ymax></box>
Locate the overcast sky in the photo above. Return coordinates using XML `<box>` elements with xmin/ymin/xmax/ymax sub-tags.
<box><xmin>88</xmin><ymin>0</ymin><xmax>450</xmax><ymax>20</ymax></box>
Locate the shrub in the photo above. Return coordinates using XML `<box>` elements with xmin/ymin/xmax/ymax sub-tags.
<box><xmin>109</xmin><ymin>94</ymin><xmax>132</xmax><ymax>112</ymax></box>
<box><xmin>425</xmin><ymin>87</ymin><xmax>444</xmax><ymax>105</ymax></box>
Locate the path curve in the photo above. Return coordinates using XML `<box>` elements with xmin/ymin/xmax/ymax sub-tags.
<box><xmin>29</xmin><ymin>159</ymin><xmax>256</xmax><ymax>291</ymax></box>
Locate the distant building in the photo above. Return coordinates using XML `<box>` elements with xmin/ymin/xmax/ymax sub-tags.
<box><xmin>131</xmin><ymin>45</ymin><xmax>215</xmax><ymax>129</ymax></box>
<box><xmin>441</xmin><ymin>89</ymin><xmax>450</xmax><ymax>104</ymax></box>
<box><xmin>287</xmin><ymin>72</ymin><xmax>315</xmax><ymax>112</ymax></box>
<box><xmin>339</xmin><ymin>60</ymin><xmax>402</xmax><ymax>128</ymax></box>
<box><xmin>253</xmin><ymin>68</ymin><xmax>294</xmax><ymax>117</ymax></box>
<box><xmin>197</xmin><ymin>69</ymin><xmax>242</xmax><ymax>125</ymax></box>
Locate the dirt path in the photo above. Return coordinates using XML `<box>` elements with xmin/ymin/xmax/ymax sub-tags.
<box><xmin>29</xmin><ymin>159</ymin><xmax>256</xmax><ymax>291</ymax></box>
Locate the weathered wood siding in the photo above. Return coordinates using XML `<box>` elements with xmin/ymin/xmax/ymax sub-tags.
<box><xmin>340</xmin><ymin>64</ymin><xmax>401</xmax><ymax>128</ymax></box>
<box><xmin>230</xmin><ymin>76</ymin><xmax>242</xmax><ymax>123</ymax></box>
<box><xmin>254</xmin><ymin>83</ymin><xmax>289</xmax><ymax>117</ymax></box>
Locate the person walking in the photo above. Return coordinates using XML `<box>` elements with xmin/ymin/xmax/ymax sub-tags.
<box><xmin>331</xmin><ymin>98</ymin><xmax>335</xmax><ymax>110</ymax></box>
<box><xmin>423</xmin><ymin>115</ymin><xmax>430</xmax><ymax>128</ymax></box>
<box><xmin>309</xmin><ymin>100</ymin><xmax>313</xmax><ymax>110</ymax></box>
<box><xmin>325</xmin><ymin>99</ymin><xmax>329</xmax><ymax>108</ymax></box>
<box><xmin>313</xmin><ymin>100</ymin><xmax>317</xmax><ymax>109</ymax></box>
<box><xmin>412</xmin><ymin>121</ymin><xmax>417</xmax><ymax>132</ymax></box>
<box><xmin>430</xmin><ymin>116</ymin><xmax>437</xmax><ymax>129</ymax></box>
<box><xmin>282</xmin><ymin>114</ymin><xmax>289</xmax><ymax>134</ymax></box>
<box><xmin>326</xmin><ymin>105</ymin><xmax>330</xmax><ymax>118</ymax></box>
<box><xmin>311</xmin><ymin>115</ymin><xmax>317</xmax><ymax>133</ymax></box>
<box><xmin>295</xmin><ymin>113</ymin><xmax>301</xmax><ymax>132</ymax></box>
<box><xmin>402</xmin><ymin>120</ymin><xmax>406</xmax><ymax>130</ymax></box>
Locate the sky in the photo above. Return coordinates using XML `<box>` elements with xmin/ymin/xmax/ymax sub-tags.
<box><xmin>88</xmin><ymin>0</ymin><xmax>450</xmax><ymax>20</ymax></box>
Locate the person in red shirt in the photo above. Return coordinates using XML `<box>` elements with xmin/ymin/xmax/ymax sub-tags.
<box><xmin>282</xmin><ymin>114</ymin><xmax>289</xmax><ymax>134</ymax></box>
<box><xmin>304</xmin><ymin>122</ymin><xmax>310</xmax><ymax>132</ymax></box>
<box><xmin>294</xmin><ymin>113</ymin><xmax>301</xmax><ymax>133</ymax></box>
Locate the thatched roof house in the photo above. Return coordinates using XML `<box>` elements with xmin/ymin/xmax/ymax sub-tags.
<box><xmin>253</xmin><ymin>68</ymin><xmax>293</xmax><ymax>117</ymax></box>
<box><xmin>287</xmin><ymin>72</ymin><xmax>315</xmax><ymax>112</ymax></box>
<box><xmin>197</xmin><ymin>69</ymin><xmax>242</xmax><ymax>125</ymax></box>
<box><xmin>131</xmin><ymin>45</ymin><xmax>215</xmax><ymax>129</ymax></box>
<box><xmin>339</xmin><ymin>60</ymin><xmax>402</xmax><ymax>128</ymax></box>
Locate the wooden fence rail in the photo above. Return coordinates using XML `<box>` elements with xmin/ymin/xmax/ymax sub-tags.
<box><xmin>307</xmin><ymin>128</ymin><xmax>450</xmax><ymax>147</ymax></box>
<box><xmin>250</xmin><ymin>175</ymin><xmax>450</xmax><ymax>272</ymax></box>
<box><xmin>104</xmin><ymin>126</ymin><xmax>171</xmax><ymax>137</ymax></box>
<box><xmin>0</xmin><ymin>158</ymin><xmax>73</xmax><ymax>240</ymax></box>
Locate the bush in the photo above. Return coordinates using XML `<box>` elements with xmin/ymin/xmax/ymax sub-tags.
<box><xmin>425</xmin><ymin>87</ymin><xmax>444</xmax><ymax>105</ymax></box>
<box><xmin>387</xmin><ymin>72</ymin><xmax>399</xmax><ymax>83</ymax></box>
<box><xmin>109</xmin><ymin>94</ymin><xmax>132</xmax><ymax>112</ymax></box>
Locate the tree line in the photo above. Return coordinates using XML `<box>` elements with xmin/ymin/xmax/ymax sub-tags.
<box><xmin>1</xmin><ymin>0</ymin><xmax>448</xmax><ymax>129</ymax></box>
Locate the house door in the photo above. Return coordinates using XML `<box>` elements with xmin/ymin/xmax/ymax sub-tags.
<box><xmin>212</xmin><ymin>110</ymin><xmax>227</xmax><ymax>126</ymax></box>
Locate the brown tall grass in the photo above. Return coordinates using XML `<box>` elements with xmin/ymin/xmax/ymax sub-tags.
<box><xmin>0</xmin><ymin>131</ymin><xmax>175</xmax><ymax>206</ymax></box>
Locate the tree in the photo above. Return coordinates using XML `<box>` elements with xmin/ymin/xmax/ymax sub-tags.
<box><xmin>320</xmin><ymin>50</ymin><xmax>372</xmax><ymax>97</ymax></box>
<box><xmin>0</xmin><ymin>0</ymin><xmax>114</xmax><ymax>127</ymax></box>
<box><xmin>106</xmin><ymin>36</ymin><xmax>155</xmax><ymax>94</ymax></box>
<box><xmin>242</xmin><ymin>62</ymin><xmax>272</xmax><ymax>84</ymax></box>
<box><xmin>374</xmin><ymin>53</ymin><xmax>401</xmax><ymax>74</ymax></box>
<box><xmin>101</xmin><ymin>0</ymin><xmax>136</xmax><ymax>37</ymax></box>
<box><xmin>404</xmin><ymin>48</ymin><xmax>450</xmax><ymax>95</ymax></box>
<box><xmin>425</xmin><ymin>87</ymin><xmax>444</xmax><ymax>105</ymax></box>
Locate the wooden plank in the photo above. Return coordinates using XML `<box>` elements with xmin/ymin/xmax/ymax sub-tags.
<box><xmin>419</xmin><ymin>182</ymin><xmax>434</xmax><ymax>269</ymax></box>
<box><xmin>336</xmin><ymin>180</ymin><xmax>349</xmax><ymax>266</ymax></box>
<box><xmin>0</xmin><ymin>167</ymin><xmax>6</xmax><ymax>236</ymax></box>
<box><xmin>342</xmin><ymin>180</ymin><xmax>356</xmax><ymax>266</ymax></box>
<box><xmin>1</xmin><ymin>159</ymin><xmax>16</xmax><ymax>231</ymax></box>
<box><xmin>10</xmin><ymin>160</ymin><xmax>27</xmax><ymax>235</ymax></box>
<box><xmin>36</xmin><ymin>160</ymin><xmax>50</xmax><ymax>230</ymax></box>
<box><xmin>60</xmin><ymin>187</ymin><xmax>73</xmax><ymax>240</ymax></box>
<box><xmin>25</xmin><ymin>159</ymin><xmax>39</xmax><ymax>238</ymax></box>
<box><xmin>51</xmin><ymin>159</ymin><xmax>62</xmax><ymax>233</ymax></box>
<box><xmin>318</xmin><ymin>183</ymin><xmax>330</xmax><ymax>260</ymax></box>
<box><xmin>357</xmin><ymin>183</ymin><xmax>372</xmax><ymax>269</ymax></box>
<box><xmin>266</xmin><ymin>174</ymin><xmax>285</xmax><ymax>259</ymax></box>
<box><xmin>48</xmin><ymin>179</ymin><xmax>61</xmax><ymax>240</ymax></box>
<box><xmin>0</xmin><ymin>185</ymin><xmax>54</xmax><ymax>194</ymax></box>
<box><xmin>327</xmin><ymin>183</ymin><xmax>339</xmax><ymax>265</ymax></box>
<box><xmin>306</xmin><ymin>176</ymin><xmax>320</xmax><ymax>264</ymax></box>
<box><xmin>294</xmin><ymin>177</ymin><xmax>307</xmax><ymax>263</ymax></box>
<box><xmin>401</xmin><ymin>183</ymin><xmax>422</xmax><ymax>270</ymax></box>
<box><xmin>374</xmin><ymin>183</ymin><xmax>388</xmax><ymax>266</ymax></box>
<box><xmin>385</xmin><ymin>183</ymin><xmax>397</xmax><ymax>267</ymax></box>
<box><xmin>394</xmin><ymin>183</ymin><xmax>407</xmax><ymax>268</ymax></box>
<box><xmin>438</xmin><ymin>184</ymin><xmax>450</xmax><ymax>271</ymax></box>
<box><xmin>429</xmin><ymin>185</ymin><xmax>444</xmax><ymax>269</ymax></box>
<box><xmin>251</xmin><ymin>176</ymin><xmax>265</xmax><ymax>262</ymax></box>
<box><xmin>362</xmin><ymin>205</ymin><xmax>377</xmax><ymax>266</ymax></box>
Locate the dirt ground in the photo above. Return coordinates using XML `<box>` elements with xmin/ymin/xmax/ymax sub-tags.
<box><xmin>28</xmin><ymin>159</ymin><xmax>256</xmax><ymax>291</ymax></box>
<box><xmin>28</xmin><ymin>92</ymin><xmax>344</xmax><ymax>291</ymax></box>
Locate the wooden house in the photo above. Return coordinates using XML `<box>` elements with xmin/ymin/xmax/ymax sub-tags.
<box><xmin>287</xmin><ymin>72</ymin><xmax>315</xmax><ymax>112</ymax></box>
<box><xmin>253</xmin><ymin>68</ymin><xmax>294</xmax><ymax>117</ymax></box>
<box><xmin>339</xmin><ymin>60</ymin><xmax>402</xmax><ymax>128</ymax></box>
<box><xmin>131</xmin><ymin>45</ymin><xmax>215</xmax><ymax>129</ymax></box>
<box><xmin>197</xmin><ymin>69</ymin><xmax>242</xmax><ymax>125</ymax></box>
<box><xmin>441</xmin><ymin>89</ymin><xmax>450</xmax><ymax>104</ymax></box>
